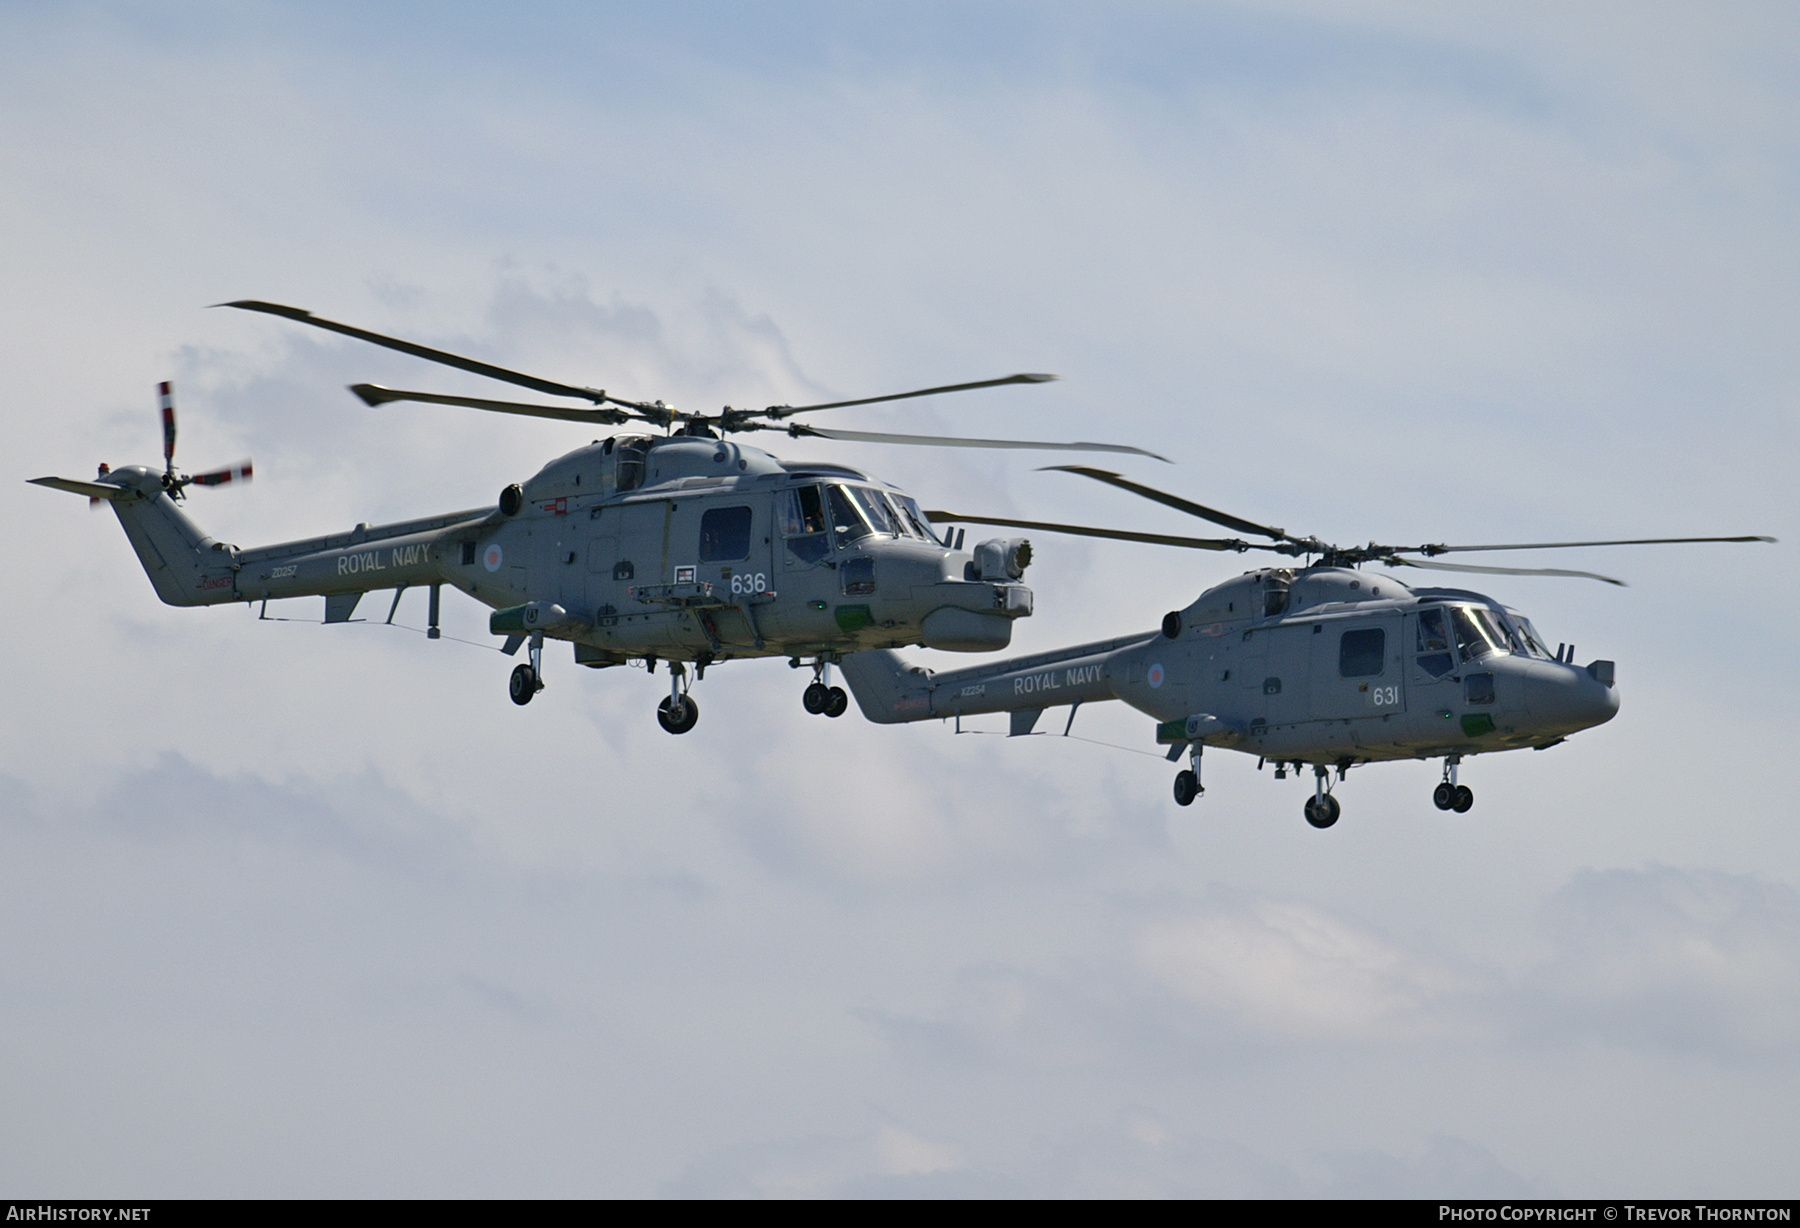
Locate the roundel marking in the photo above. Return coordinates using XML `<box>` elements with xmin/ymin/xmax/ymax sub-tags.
<box><xmin>1147</xmin><ymin>662</ymin><xmax>1165</xmax><ymax>689</ymax></box>
<box><xmin>483</xmin><ymin>543</ymin><xmax>504</xmax><ymax>572</ymax></box>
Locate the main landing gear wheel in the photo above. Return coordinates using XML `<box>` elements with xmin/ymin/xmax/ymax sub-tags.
<box><xmin>509</xmin><ymin>664</ymin><xmax>539</xmax><ymax>706</ymax></box>
<box><xmin>803</xmin><ymin>682</ymin><xmax>830</xmax><ymax>714</ymax></box>
<box><xmin>1173</xmin><ymin>770</ymin><xmax>1199</xmax><ymax>807</ymax></box>
<box><xmin>1433</xmin><ymin>782</ymin><xmax>1456</xmax><ymax>811</ymax></box>
<box><xmin>823</xmin><ymin>686</ymin><xmax>848</xmax><ymax>718</ymax></box>
<box><xmin>1452</xmin><ymin>784</ymin><xmax>1474</xmax><ymax>813</ymax></box>
<box><xmin>657</xmin><ymin>694</ymin><xmax>699</xmax><ymax>734</ymax></box>
<box><xmin>1304</xmin><ymin>794</ymin><xmax>1341</xmax><ymax>829</ymax></box>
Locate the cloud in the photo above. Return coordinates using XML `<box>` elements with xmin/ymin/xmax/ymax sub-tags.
<box><xmin>1135</xmin><ymin>897</ymin><xmax>1474</xmax><ymax>1040</ymax></box>
<box><xmin>661</xmin><ymin>1112</ymin><xmax>1541</xmax><ymax>1199</ymax></box>
<box><xmin>1517</xmin><ymin>865</ymin><xmax>1800</xmax><ymax>1054</ymax></box>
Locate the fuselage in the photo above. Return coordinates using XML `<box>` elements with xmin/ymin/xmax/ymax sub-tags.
<box><xmin>90</xmin><ymin>432</ymin><xmax>1035</xmax><ymax>666</ymax></box>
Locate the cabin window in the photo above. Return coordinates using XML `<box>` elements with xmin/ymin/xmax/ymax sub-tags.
<box><xmin>1339</xmin><ymin>628</ymin><xmax>1385</xmax><ymax>677</ymax></box>
<box><xmin>699</xmin><ymin>506</ymin><xmax>753</xmax><ymax>562</ymax></box>
<box><xmin>614</xmin><ymin>438</ymin><xmax>648</xmax><ymax>493</ymax></box>
<box><xmin>460</xmin><ymin>541</ymin><xmax>476</xmax><ymax>566</ymax></box>
<box><xmin>1464</xmin><ymin>672</ymin><xmax>1496</xmax><ymax>705</ymax></box>
<box><xmin>1263</xmin><ymin>576</ymin><xmax>1290</xmax><ymax>617</ymax></box>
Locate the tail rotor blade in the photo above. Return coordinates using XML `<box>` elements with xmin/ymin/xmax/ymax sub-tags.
<box><xmin>188</xmin><ymin>460</ymin><xmax>254</xmax><ymax>488</ymax></box>
<box><xmin>159</xmin><ymin>381</ymin><xmax>177</xmax><ymax>471</ymax></box>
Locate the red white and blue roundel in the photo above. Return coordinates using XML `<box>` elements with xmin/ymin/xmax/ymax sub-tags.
<box><xmin>1147</xmin><ymin>662</ymin><xmax>1165</xmax><ymax>688</ymax></box>
<box><xmin>483</xmin><ymin>543</ymin><xmax>504</xmax><ymax>572</ymax></box>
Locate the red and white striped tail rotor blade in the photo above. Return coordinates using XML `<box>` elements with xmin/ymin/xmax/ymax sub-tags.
<box><xmin>189</xmin><ymin>459</ymin><xmax>253</xmax><ymax>488</ymax></box>
<box><xmin>159</xmin><ymin>381</ymin><xmax>177</xmax><ymax>467</ymax></box>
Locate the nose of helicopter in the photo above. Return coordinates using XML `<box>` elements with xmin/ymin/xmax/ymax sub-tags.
<box><xmin>1525</xmin><ymin>659</ymin><xmax>1619</xmax><ymax>737</ymax></box>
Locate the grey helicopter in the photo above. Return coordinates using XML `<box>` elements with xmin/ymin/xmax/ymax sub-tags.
<box><xmin>840</xmin><ymin>466</ymin><xmax>1774</xmax><ymax>827</ymax></box>
<box><xmin>30</xmin><ymin>302</ymin><xmax>1163</xmax><ymax>733</ymax></box>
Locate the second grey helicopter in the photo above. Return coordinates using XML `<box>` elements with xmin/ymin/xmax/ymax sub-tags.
<box><xmin>842</xmin><ymin>467</ymin><xmax>1774</xmax><ymax>826</ymax></box>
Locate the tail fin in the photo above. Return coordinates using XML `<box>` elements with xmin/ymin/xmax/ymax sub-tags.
<box><xmin>99</xmin><ymin>467</ymin><xmax>237</xmax><ymax>606</ymax></box>
<box><xmin>840</xmin><ymin>651</ymin><xmax>937</xmax><ymax>723</ymax></box>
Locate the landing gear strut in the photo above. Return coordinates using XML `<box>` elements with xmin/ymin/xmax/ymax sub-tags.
<box><xmin>509</xmin><ymin>633</ymin><xmax>545</xmax><ymax>706</ymax></box>
<box><xmin>1303</xmin><ymin>765</ymin><xmax>1341</xmax><ymax>828</ymax></box>
<box><xmin>1173</xmin><ymin>743</ymin><xmax>1203</xmax><ymax>807</ymax></box>
<box><xmin>657</xmin><ymin>662</ymin><xmax>699</xmax><ymax>734</ymax></box>
<box><xmin>1433</xmin><ymin>757</ymin><xmax>1474</xmax><ymax>812</ymax></box>
<box><xmin>801</xmin><ymin>659</ymin><xmax>848</xmax><ymax>718</ymax></box>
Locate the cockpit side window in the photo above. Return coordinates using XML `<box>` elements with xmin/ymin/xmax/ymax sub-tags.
<box><xmin>778</xmin><ymin>486</ymin><xmax>830</xmax><ymax>565</ymax></box>
<box><xmin>1415</xmin><ymin>607</ymin><xmax>1455</xmax><ymax>677</ymax></box>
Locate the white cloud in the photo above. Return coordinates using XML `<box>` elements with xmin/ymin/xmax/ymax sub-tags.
<box><xmin>1135</xmin><ymin>898</ymin><xmax>1472</xmax><ymax>1039</ymax></box>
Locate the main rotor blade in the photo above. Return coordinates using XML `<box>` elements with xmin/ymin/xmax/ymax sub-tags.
<box><xmin>1043</xmin><ymin>466</ymin><xmax>1291</xmax><ymax>541</ymax></box>
<box><xmin>788</xmin><ymin>423</ymin><xmax>1168</xmax><ymax>460</ymax></box>
<box><xmin>922</xmin><ymin>510</ymin><xmax>1254</xmax><ymax>552</ymax></box>
<box><xmin>764</xmin><ymin>373</ymin><xmax>1058</xmax><ymax>420</ymax></box>
<box><xmin>29</xmin><ymin>476</ymin><xmax>130</xmax><ymax>501</ymax></box>
<box><xmin>219</xmin><ymin>300</ymin><xmax>617</xmax><ymax>406</ymax></box>
<box><xmin>1385</xmin><ymin>556</ymin><xmax>1626</xmax><ymax>586</ymax></box>
<box><xmin>1413</xmin><ymin>534</ymin><xmax>1776</xmax><ymax>555</ymax></box>
<box><xmin>350</xmin><ymin>384</ymin><xmax>638</xmax><ymax>426</ymax></box>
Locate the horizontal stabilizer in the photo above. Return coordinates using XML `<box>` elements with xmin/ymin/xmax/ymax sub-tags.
<box><xmin>29</xmin><ymin>476</ymin><xmax>129</xmax><ymax>501</ymax></box>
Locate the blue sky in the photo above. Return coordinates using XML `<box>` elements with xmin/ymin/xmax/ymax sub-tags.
<box><xmin>2</xmin><ymin>0</ymin><xmax>1796</xmax><ymax>1196</ymax></box>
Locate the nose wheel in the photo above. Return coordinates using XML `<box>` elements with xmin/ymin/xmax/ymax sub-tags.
<box><xmin>1433</xmin><ymin>758</ymin><xmax>1474</xmax><ymax>812</ymax></box>
<box><xmin>801</xmin><ymin>662</ymin><xmax>848</xmax><ymax>718</ymax></box>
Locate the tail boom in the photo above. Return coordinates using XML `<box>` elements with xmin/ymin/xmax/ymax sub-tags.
<box><xmin>840</xmin><ymin>633</ymin><xmax>1155</xmax><ymax>724</ymax></box>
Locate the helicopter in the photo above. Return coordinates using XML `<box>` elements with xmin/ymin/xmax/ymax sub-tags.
<box><xmin>839</xmin><ymin>466</ymin><xmax>1775</xmax><ymax>827</ymax></box>
<box><xmin>30</xmin><ymin>303</ymin><xmax>1165</xmax><ymax>733</ymax></box>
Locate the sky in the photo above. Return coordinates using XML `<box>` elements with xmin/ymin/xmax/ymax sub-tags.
<box><xmin>2</xmin><ymin>0</ymin><xmax>1797</xmax><ymax>1198</ymax></box>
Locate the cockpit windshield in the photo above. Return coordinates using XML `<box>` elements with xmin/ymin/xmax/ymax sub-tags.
<box><xmin>884</xmin><ymin>491</ymin><xmax>935</xmax><ymax>541</ymax></box>
<box><xmin>826</xmin><ymin>485</ymin><xmax>873</xmax><ymax>542</ymax></box>
<box><xmin>1449</xmin><ymin>605</ymin><xmax>1508</xmax><ymax>662</ymax></box>
<box><xmin>844</xmin><ymin>486</ymin><xmax>894</xmax><ymax>536</ymax></box>
<box><xmin>1503</xmin><ymin>610</ymin><xmax>1555</xmax><ymax>659</ymax></box>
